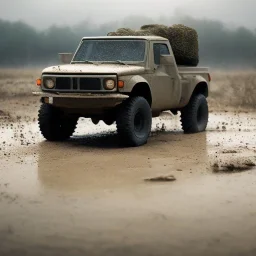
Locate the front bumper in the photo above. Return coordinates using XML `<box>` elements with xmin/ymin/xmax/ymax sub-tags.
<box><xmin>33</xmin><ymin>91</ymin><xmax>128</xmax><ymax>99</ymax></box>
<box><xmin>32</xmin><ymin>92</ymin><xmax>128</xmax><ymax>113</ymax></box>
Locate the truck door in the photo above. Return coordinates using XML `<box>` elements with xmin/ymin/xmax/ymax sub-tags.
<box><xmin>150</xmin><ymin>42</ymin><xmax>179</xmax><ymax>110</ymax></box>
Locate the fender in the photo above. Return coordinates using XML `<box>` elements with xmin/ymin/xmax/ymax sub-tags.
<box><xmin>178</xmin><ymin>75</ymin><xmax>209</xmax><ymax>108</ymax></box>
<box><xmin>118</xmin><ymin>75</ymin><xmax>151</xmax><ymax>93</ymax></box>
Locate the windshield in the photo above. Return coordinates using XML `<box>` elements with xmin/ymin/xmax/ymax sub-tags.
<box><xmin>72</xmin><ymin>39</ymin><xmax>146</xmax><ymax>63</ymax></box>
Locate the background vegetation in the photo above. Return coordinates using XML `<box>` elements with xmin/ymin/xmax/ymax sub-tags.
<box><xmin>1</xmin><ymin>16</ymin><xmax>256</xmax><ymax>68</ymax></box>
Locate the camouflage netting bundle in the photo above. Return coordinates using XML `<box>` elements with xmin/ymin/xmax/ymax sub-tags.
<box><xmin>108</xmin><ymin>24</ymin><xmax>199</xmax><ymax>66</ymax></box>
<box><xmin>107</xmin><ymin>28</ymin><xmax>152</xmax><ymax>36</ymax></box>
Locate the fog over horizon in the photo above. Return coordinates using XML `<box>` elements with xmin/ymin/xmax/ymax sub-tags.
<box><xmin>1</xmin><ymin>0</ymin><xmax>256</xmax><ymax>68</ymax></box>
<box><xmin>0</xmin><ymin>0</ymin><xmax>255</xmax><ymax>29</ymax></box>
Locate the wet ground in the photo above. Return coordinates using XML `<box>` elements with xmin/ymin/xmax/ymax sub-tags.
<box><xmin>0</xmin><ymin>97</ymin><xmax>256</xmax><ymax>256</ymax></box>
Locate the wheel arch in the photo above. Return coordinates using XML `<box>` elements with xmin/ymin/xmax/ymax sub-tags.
<box><xmin>120</xmin><ymin>75</ymin><xmax>152</xmax><ymax>106</ymax></box>
<box><xmin>130</xmin><ymin>82</ymin><xmax>152</xmax><ymax>106</ymax></box>
<box><xmin>192</xmin><ymin>81</ymin><xmax>209</xmax><ymax>98</ymax></box>
<box><xmin>179</xmin><ymin>77</ymin><xmax>209</xmax><ymax>108</ymax></box>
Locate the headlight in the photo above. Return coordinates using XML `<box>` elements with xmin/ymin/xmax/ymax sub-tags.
<box><xmin>44</xmin><ymin>78</ymin><xmax>55</xmax><ymax>89</ymax></box>
<box><xmin>104</xmin><ymin>79</ymin><xmax>115</xmax><ymax>90</ymax></box>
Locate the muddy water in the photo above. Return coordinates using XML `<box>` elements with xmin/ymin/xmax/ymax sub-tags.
<box><xmin>0</xmin><ymin>98</ymin><xmax>256</xmax><ymax>256</ymax></box>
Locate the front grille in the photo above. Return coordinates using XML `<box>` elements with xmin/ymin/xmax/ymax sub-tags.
<box><xmin>80</xmin><ymin>78</ymin><xmax>101</xmax><ymax>90</ymax></box>
<box><xmin>43</xmin><ymin>75</ymin><xmax>116</xmax><ymax>92</ymax></box>
<box><xmin>72</xmin><ymin>78</ymin><xmax>78</xmax><ymax>90</ymax></box>
<box><xmin>56</xmin><ymin>77</ymin><xmax>71</xmax><ymax>90</ymax></box>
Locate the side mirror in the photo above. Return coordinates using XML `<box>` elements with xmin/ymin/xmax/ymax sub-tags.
<box><xmin>160</xmin><ymin>55</ymin><xmax>173</xmax><ymax>66</ymax></box>
<box><xmin>58</xmin><ymin>53</ymin><xmax>73</xmax><ymax>64</ymax></box>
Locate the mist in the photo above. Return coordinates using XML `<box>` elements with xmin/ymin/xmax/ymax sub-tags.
<box><xmin>0</xmin><ymin>0</ymin><xmax>256</xmax><ymax>68</ymax></box>
<box><xmin>1</xmin><ymin>0</ymin><xmax>256</xmax><ymax>29</ymax></box>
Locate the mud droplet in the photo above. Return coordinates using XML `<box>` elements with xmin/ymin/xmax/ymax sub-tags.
<box><xmin>144</xmin><ymin>175</ymin><xmax>176</xmax><ymax>182</ymax></box>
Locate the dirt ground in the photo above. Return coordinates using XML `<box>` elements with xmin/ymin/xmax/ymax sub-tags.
<box><xmin>0</xmin><ymin>70</ymin><xmax>256</xmax><ymax>256</ymax></box>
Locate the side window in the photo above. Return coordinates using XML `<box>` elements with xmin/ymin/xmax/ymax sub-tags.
<box><xmin>153</xmin><ymin>44</ymin><xmax>170</xmax><ymax>65</ymax></box>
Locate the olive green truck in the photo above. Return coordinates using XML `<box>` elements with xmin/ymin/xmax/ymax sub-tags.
<box><xmin>34</xmin><ymin>36</ymin><xmax>211</xmax><ymax>147</ymax></box>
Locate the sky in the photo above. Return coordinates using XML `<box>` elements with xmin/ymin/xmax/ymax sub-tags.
<box><xmin>0</xmin><ymin>0</ymin><xmax>255</xmax><ymax>29</ymax></box>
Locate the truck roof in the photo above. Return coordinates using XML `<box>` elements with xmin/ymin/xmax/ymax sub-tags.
<box><xmin>81</xmin><ymin>36</ymin><xmax>168</xmax><ymax>41</ymax></box>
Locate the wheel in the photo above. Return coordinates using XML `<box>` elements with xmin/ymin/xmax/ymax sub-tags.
<box><xmin>38</xmin><ymin>103</ymin><xmax>78</xmax><ymax>141</ymax></box>
<box><xmin>180</xmin><ymin>94</ymin><xmax>208</xmax><ymax>134</ymax></box>
<box><xmin>116</xmin><ymin>96</ymin><xmax>152</xmax><ymax>147</ymax></box>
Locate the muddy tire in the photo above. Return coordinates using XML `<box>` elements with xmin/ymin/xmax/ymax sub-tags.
<box><xmin>38</xmin><ymin>103</ymin><xmax>78</xmax><ymax>141</ymax></box>
<box><xmin>180</xmin><ymin>94</ymin><xmax>208</xmax><ymax>133</ymax></box>
<box><xmin>116</xmin><ymin>97</ymin><xmax>152</xmax><ymax>147</ymax></box>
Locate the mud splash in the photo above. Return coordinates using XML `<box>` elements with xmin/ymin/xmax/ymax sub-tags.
<box><xmin>222</xmin><ymin>149</ymin><xmax>238</xmax><ymax>154</ymax></box>
<box><xmin>0</xmin><ymin>109</ymin><xmax>10</xmax><ymax>118</ymax></box>
<box><xmin>144</xmin><ymin>175</ymin><xmax>176</xmax><ymax>182</ymax></box>
<box><xmin>212</xmin><ymin>159</ymin><xmax>256</xmax><ymax>173</ymax></box>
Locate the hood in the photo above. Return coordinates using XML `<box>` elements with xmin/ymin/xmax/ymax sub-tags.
<box><xmin>42</xmin><ymin>64</ymin><xmax>145</xmax><ymax>76</ymax></box>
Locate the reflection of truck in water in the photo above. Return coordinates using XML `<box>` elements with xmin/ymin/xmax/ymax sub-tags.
<box><xmin>34</xmin><ymin>35</ymin><xmax>211</xmax><ymax>147</ymax></box>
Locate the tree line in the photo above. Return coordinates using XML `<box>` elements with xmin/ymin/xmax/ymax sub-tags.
<box><xmin>0</xmin><ymin>16</ymin><xmax>256</xmax><ymax>68</ymax></box>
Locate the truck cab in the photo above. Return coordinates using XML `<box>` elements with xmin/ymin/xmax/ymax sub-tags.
<box><xmin>34</xmin><ymin>36</ymin><xmax>211</xmax><ymax>147</ymax></box>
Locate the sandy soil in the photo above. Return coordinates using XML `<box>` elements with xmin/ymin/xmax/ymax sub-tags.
<box><xmin>0</xmin><ymin>93</ymin><xmax>255</xmax><ymax>256</ymax></box>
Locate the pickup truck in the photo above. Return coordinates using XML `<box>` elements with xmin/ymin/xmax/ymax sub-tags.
<box><xmin>34</xmin><ymin>36</ymin><xmax>211</xmax><ymax>147</ymax></box>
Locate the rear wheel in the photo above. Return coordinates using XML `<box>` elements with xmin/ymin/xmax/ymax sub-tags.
<box><xmin>180</xmin><ymin>94</ymin><xmax>208</xmax><ymax>133</ymax></box>
<box><xmin>38</xmin><ymin>103</ymin><xmax>78</xmax><ymax>141</ymax></box>
<box><xmin>116</xmin><ymin>96</ymin><xmax>152</xmax><ymax>147</ymax></box>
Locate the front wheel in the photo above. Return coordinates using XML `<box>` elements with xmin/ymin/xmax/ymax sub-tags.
<box><xmin>38</xmin><ymin>103</ymin><xmax>78</xmax><ymax>141</ymax></box>
<box><xmin>180</xmin><ymin>94</ymin><xmax>209</xmax><ymax>134</ymax></box>
<box><xmin>116</xmin><ymin>97</ymin><xmax>152</xmax><ymax>147</ymax></box>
